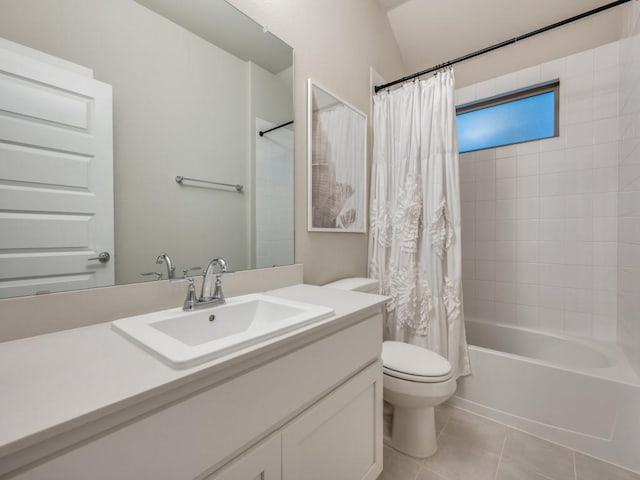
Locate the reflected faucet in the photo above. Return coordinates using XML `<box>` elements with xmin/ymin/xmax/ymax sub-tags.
<box><xmin>182</xmin><ymin>257</ymin><xmax>228</xmax><ymax>311</ymax></box>
<box><xmin>156</xmin><ymin>253</ymin><xmax>176</xmax><ymax>280</ymax></box>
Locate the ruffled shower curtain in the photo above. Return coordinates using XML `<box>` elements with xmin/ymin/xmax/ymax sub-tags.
<box><xmin>369</xmin><ymin>70</ymin><xmax>470</xmax><ymax>378</ymax></box>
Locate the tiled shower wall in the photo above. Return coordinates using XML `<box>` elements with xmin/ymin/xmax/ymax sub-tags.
<box><xmin>458</xmin><ymin>41</ymin><xmax>620</xmax><ymax>341</ymax></box>
<box><xmin>618</xmin><ymin>4</ymin><xmax>640</xmax><ymax>374</ymax></box>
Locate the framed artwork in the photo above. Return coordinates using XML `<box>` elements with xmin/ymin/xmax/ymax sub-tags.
<box><xmin>307</xmin><ymin>79</ymin><xmax>367</xmax><ymax>232</ymax></box>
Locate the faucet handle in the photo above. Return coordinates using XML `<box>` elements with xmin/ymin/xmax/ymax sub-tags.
<box><xmin>182</xmin><ymin>277</ymin><xmax>199</xmax><ymax>311</ymax></box>
<box><xmin>212</xmin><ymin>271</ymin><xmax>225</xmax><ymax>302</ymax></box>
<box><xmin>182</xmin><ymin>267</ymin><xmax>202</xmax><ymax>278</ymax></box>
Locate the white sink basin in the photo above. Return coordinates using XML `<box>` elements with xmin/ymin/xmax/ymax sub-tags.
<box><xmin>112</xmin><ymin>294</ymin><xmax>334</xmax><ymax>368</ymax></box>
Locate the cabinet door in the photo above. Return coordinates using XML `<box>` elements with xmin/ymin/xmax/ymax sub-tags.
<box><xmin>206</xmin><ymin>433</ymin><xmax>281</xmax><ymax>480</ymax></box>
<box><xmin>282</xmin><ymin>361</ymin><xmax>383</xmax><ymax>480</ymax></box>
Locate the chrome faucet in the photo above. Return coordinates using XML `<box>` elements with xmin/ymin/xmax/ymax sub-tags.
<box><xmin>201</xmin><ymin>257</ymin><xmax>228</xmax><ymax>302</ymax></box>
<box><xmin>182</xmin><ymin>257</ymin><xmax>228</xmax><ymax>311</ymax></box>
<box><xmin>156</xmin><ymin>253</ymin><xmax>176</xmax><ymax>280</ymax></box>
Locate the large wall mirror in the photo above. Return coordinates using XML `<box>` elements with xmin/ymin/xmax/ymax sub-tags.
<box><xmin>0</xmin><ymin>0</ymin><xmax>294</xmax><ymax>299</ymax></box>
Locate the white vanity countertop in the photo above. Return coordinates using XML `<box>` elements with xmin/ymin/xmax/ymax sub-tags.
<box><xmin>0</xmin><ymin>284</ymin><xmax>387</xmax><ymax>462</ymax></box>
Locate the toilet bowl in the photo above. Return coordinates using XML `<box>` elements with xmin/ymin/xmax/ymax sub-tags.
<box><xmin>382</xmin><ymin>341</ymin><xmax>456</xmax><ymax>457</ymax></box>
<box><xmin>324</xmin><ymin>277</ymin><xmax>457</xmax><ymax>458</ymax></box>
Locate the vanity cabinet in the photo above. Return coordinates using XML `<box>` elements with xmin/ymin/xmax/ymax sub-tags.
<box><xmin>8</xmin><ymin>312</ymin><xmax>383</xmax><ymax>480</ymax></box>
<box><xmin>207</xmin><ymin>362</ymin><xmax>381</xmax><ymax>480</ymax></box>
<box><xmin>206</xmin><ymin>433</ymin><xmax>281</xmax><ymax>480</ymax></box>
<box><xmin>282</xmin><ymin>361</ymin><xmax>382</xmax><ymax>480</ymax></box>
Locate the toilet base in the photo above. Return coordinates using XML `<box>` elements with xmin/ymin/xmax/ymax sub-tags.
<box><xmin>384</xmin><ymin>405</ymin><xmax>437</xmax><ymax>458</ymax></box>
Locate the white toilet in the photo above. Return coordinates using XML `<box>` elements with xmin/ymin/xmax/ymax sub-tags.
<box><xmin>324</xmin><ymin>277</ymin><xmax>457</xmax><ymax>458</ymax></box>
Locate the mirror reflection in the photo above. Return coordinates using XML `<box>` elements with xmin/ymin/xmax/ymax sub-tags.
<box><xmin>0</xmin><ymin>0</ymin><xmax>294</xmax><ymax>299</ymax></box>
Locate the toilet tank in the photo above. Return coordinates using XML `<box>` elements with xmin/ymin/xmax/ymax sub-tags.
<box><xmin>324</xmin><ymin>277</ymin><xmax>379</xmax><ymax>294</ymax></box>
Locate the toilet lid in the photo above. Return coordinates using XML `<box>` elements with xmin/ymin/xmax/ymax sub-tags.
<box><xmin>324</xmin><ymin>277</ymin><xmax>379</xmax><ymax>292</ymax></box>
<box><xmin>382</xmin><ymin>341</ymin><xmax>452</xmax><ymax>378</ymax></box>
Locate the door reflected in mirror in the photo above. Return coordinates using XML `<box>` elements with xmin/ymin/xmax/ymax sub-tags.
<box><xmin>0</xmin><ymin>0</ymin><xmax>294</xmax><ymax>299</ymax></box>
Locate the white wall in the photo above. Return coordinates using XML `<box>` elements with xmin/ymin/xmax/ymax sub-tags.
<box><xmin>227</xmin><ymin>0</ymin><xmax>405</xmax><ymax>285</ymax></box>
<box><xmin>385</xmin><ymin>0</ymin><xmax>625</xmax><ymax>89</ymax></box>
<box><xmin>618</xmin><ymin>3</ymin><xmax>640</xmax><ymax>374</ymax></box>
<box><xmin>0</xmin><ymin>0</ymin><xmax>251</xmax><ymax>283</ymax></box>
<box><xmin>459</xmin><ymin>41</ymin><xmax>620</xmax><ymax>341</ymax></box>
<box><xmin>451</xmin><ymin>10</ymin><xmax>623</xmax><ymax>89</ymax></box>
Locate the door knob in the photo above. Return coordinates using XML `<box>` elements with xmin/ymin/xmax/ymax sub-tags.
<box><xmin>88</xmin><ymin>251</ymin><xmax>111</xmax><ymax>263</ymax></box>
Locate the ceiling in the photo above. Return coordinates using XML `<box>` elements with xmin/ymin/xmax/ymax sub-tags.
<box><xmin>135</xmin><ymin>0</ymin><xmax>292</xmax><ymax>74</ymax></box>
<box><xmin>376</xmin><ymin>0</ymin><xmax>625</xmax><ymax>87</ymax></box>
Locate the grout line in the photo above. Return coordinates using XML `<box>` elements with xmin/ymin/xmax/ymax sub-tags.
<box><xmin>413</xmin><ymin>466</ymin><xmax>421</xmax><ymax>480</ymax></box>
<box><xmin>493</xmin><ymin>435</ymin><xmax>508</xmax><ymax>480</ymax></box>
<box><xmin>436</xmin><ymin>413</ymin><xmax>451</xmax><ymax>440</ymax></box>
<box><xmin>573</xmin><ymin>450</ymin><xmax>578</xmax><ymax>480</ymax></box>
<box><xmin>497</xmin><ymin>426</ymin><xmax>564</xmax><ymax>480</ymax></box>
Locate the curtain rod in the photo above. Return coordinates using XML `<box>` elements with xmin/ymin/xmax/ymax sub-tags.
<box><xmin>374</xmin><ymin>0</ymin><xmax>632</xmax><ymax>93</ymax></box>
<box><xmin>259</xmin><ymin>120</ymin><xmax>293</xmax><ymax>136</ymax></box>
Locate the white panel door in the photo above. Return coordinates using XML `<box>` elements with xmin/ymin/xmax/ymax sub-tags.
<box><xmin>0</xmin><ymin>39</ymin><xmax>114</xmax><ymax>298</ymax></box>
<box><xmin>282</xmin><ymin>361</ymin><xmax>383</xmax><ymax>480</ymax></box>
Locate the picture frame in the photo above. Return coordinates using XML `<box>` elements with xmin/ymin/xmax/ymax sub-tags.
<box><xmin>307</xmin><ymin>79</ymin><xmax>367</xmax><ymax>233</ymax></box>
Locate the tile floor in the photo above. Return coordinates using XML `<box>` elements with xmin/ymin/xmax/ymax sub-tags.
<box><xmin>378</xmin><ymin>404</ymin><xmax>640</xmax><ymax>480</ymax></box>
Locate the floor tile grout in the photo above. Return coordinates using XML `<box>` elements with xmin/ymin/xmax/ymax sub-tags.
<box><xmin>379</xmin><ymin>405</ymin><xmax>640</xmax><ymax>480</ymax></box>
<box><xmin>493</xmin><ymin>435</ymin><xmax>508</xmax><ymax>480</ymax></box>
<box><xmin>436</xmin><ymin>414</ymin><xmax>451</xmax><ymax>440</ymax></box>
<box><xmin>452</xmin><ymin>404</ymin><xmax>617</xmax><ymax>472</ymax></box>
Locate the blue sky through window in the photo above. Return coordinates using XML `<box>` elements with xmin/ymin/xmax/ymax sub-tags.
<box><xmin>457</xmin><ymin>90</ymin><xmax>556</xmax><ymax>153</ymax></box>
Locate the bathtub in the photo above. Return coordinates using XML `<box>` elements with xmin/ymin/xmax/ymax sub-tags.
<box><xmin>450</xmin><ymin>319</ymin><xmax>640</xmax><ymax>472</ymax></box>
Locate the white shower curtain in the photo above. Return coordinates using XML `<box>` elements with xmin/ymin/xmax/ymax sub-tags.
<box><xmin>369</xmin><ymin>69</ymin><xmax>470</xmax><ymax>378</ymax></box>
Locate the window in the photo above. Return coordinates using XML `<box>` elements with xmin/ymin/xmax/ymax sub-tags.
<box><xmin>456</xmin><ymin>81</ymin><xmax>559</xmax><ymax>153</ymax></box>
